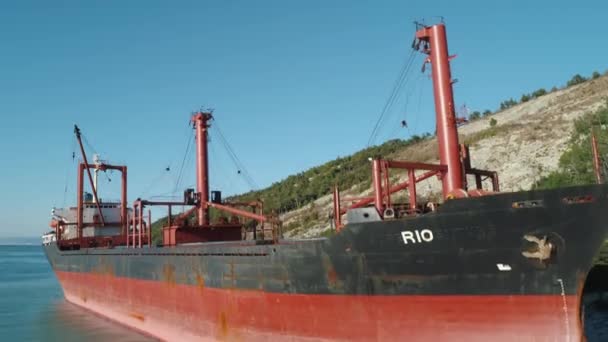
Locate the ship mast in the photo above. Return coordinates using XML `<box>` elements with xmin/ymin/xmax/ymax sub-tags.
<box><xmin>332</xmin><ymin>23</ymin><xmax>500</xmax><ymax>225</ymax></box>
<box><xmin>192</xmin><ymin>111</ymin><xmax>212</xmax><ymax>226</ymax></box>
<box><xmin>414</xmin><ymin>23</ymin><xmax>465</xmax><ymax>198</ymax></box>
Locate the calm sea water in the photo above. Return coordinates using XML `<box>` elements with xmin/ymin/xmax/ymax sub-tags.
<box><xmin>0</xmin><ymin>245</ymin><xmax>154</xmax><ymax>342</ymax></box>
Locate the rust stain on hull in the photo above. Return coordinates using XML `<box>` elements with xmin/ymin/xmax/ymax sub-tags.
<box><xmin>196</xmin><ymin>272</ymin><xmax>206</xmax><ymax>290</ymax></box>
<box><xmin>162</xmin><ymin>264</ymin><xmax>176</xmax><ymax>286</ymax></box>
<box><xmin>129</xmin><ymin>312</ymin><xmax>146</xmax><ymax>322</ymax></box>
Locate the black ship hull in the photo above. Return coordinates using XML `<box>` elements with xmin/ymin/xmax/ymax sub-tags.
<box><xmin>45</xmin><ymin>184</ymin><xmax>608</xmax><ymax>341</ymax></box>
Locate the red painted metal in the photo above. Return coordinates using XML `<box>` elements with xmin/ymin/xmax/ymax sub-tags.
<box><xmin>345</xmin><ymin>169</ymin><xmax>440</xmax><ymax>213</ymax></box>
<box><xmin>174</xmin><ymin>206</ymin><xmax>197</xmax><ymax>226</ymax></box>
<box><xmin>139</xmin><ymin>203</ymin><xmax>142</xmax><ymax>248</ymax></box>
<box><xmin>121</xmin><ymin>166</ymin><xmax>128</xmax><ymax>235</ymax></box>
<box><xmin>466</xmin><ymin>168</ymin><xmax>500</xmax><ymax>192</ymax></box>
<box><xmin>415</xmin><ymin>24</ymin><xmax>464</xmax><ymax>198</ymax></box>
<box><xmin>129</xmin><ymin>202</ymin><xmax>153</xmax><ymax>248</ymax></box>
<box><xmin>141</xmin><ymin>200</ymin><xmax>185</xmax><ymax>206</ymax></box>
<box><xmin>168</xmin><ymin>205</ymin><xmax>172</xmax><ymax>228</ymax></box>
<box><xmin>467</xmin><ymin>189</ymin><xmax>494</xmax><ymax>197</ymax></box>
<box><xmin>56</xmin><ymin>270</ymin><xmax>582</xmax><ymax>342</ymax></box>
<box><xmin>407</xmin><ymin>169</ymin><xmax>417</xmax><ymax>211</ymax></box>
<box><xmin>74</xmin><ymin>126</ymin><xmax>106</xmax><ymax>226</ymax></box>
<box><xmin>77</xmin><ymin>163</ymin><xmax>84</xmax><ymax>241</ymax></box>
<box><xmin>382</xmin><ymin>161</ymin><xmax>391</xmax><ymax>209</ymax></box>
<box><xmin>148</xmin><ymin>209</ymin><xmax>152</xmax><ymax>247</ymax></box>
<box><xmin>331</xmin><ymin>24</ymin><xmax>500</xmax><ymax>218</ymax></box>
<box><xmin>192</xmin><ymin>112</ymin><xmax>213</xmax><ymax>226</ymax></box>
<box><xmin>372</xmin><ymin>160</ymin><xmax>384</xmax><ymax>214</ymax></box>
<box><xmin>207</xmin><ymin>202</ymin><xmax>267</xmax><ymax>222</ymax></box>
<box><xmin>384</xmin><ymin>160</ymin><xmax>447</xmax><ymax>172</ymax></box>
<box><xmin>163</xmin><ymin>225</ymin><xmax>242</xmax><ymax>245</ymax></box>
<box><xmin>131</xmin><ymin>201</ymin><xmax>137</xmax><ymax>248</ymax></box>
<box><xmin>592</xmin><ymin>132</ymin><xmax>602</xmax><ymax>184</ymax></box>
<box><xmin>341</xmin><ymin>196</ymin><xmax>373</xmax><ymax>202</ymax></box>
<box><xmin>129</xmin><ymin>205</ymin><xmax>134</xmax><ymax>248</ymax></box>
<box><xmin>67</xmin><ymin>126</ymin><xmax>129</xmax><ymax>249</ymax></box>
<box><xmin>332</xmin><ymin>186</ymin><xmax>342</xmax><ymax>231</ymax></box>
<box><xmin>475</xmin><ymin>174</ymin><xmax>483</xmax><ymax>189</ymax></box>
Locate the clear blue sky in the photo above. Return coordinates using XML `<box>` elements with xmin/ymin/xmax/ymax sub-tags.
<box><xmin>1</xmin><ymin>0</ymin><xmax>607</xmax><ymax>238</ymax></box>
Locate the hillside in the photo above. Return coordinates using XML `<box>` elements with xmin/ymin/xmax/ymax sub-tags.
<box><xmin>151</xmin><ymin>72</ymin><xmax>608</xmax><ymax>242</ymax></box>
<box><xmin>232</xmin><ymin>72</ymin><xmax>608</xmax><ymax>238</ymax></box>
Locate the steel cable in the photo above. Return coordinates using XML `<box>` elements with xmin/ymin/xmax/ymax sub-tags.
<box><xmin>367</xmin><ymin>50</ymin><xmax>418</xmax><ymax>147</ymax></box>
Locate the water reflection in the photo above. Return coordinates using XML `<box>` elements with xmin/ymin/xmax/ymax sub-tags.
<box><xmin>0</xmin><ymin>246</ymin><xmax>154</xmax><ymax>341</ymax></box>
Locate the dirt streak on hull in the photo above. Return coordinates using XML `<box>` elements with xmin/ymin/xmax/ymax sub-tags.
<box><xmin>57</xmin><ymin>270</ymin><xmax>579</xmax><ymax>341</ymax></box>
<box><xmin>45</xmin><ymin>185</ymin><xmax>608</xmax><ymax>341</ymax></box>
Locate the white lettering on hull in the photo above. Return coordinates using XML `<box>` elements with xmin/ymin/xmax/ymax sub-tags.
<box><xmin>401</xmin><ymin>229</ymin><xmax>434</xmax><ymax>244</ymax></box>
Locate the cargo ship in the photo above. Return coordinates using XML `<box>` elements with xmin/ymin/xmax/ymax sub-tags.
<box><xmin>43</xmin><ymin>23</ymin><xmax>608</xmax><ymax>341</ymax></box>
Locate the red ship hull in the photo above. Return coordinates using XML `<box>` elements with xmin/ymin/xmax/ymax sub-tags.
<box><xmin>57</xmin><ymin>270</ymin><xmax>581</xmax><ymax>341</ymax></box>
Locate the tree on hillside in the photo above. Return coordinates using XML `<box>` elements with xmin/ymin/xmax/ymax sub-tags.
<box><xmin>592</xmin><ymin>71</ymin><xmax>601</xmax><ymax>79</ymax></box>
<box><xmin>500</xmin><ymin>98</ymin><xmax>517</xmax><ymax>111</ymax></box>
<box><xmin>567</xmin><ymin>74</ymin><xmax>587</xmax><ymax>87</ymax></box>
<box><xmin>468</xmin><ymin>111</ymin><xmax>481</xmax><ymax>121</ymax></box>
<box><xmin>532</xmin><ymin>88</ymin><xmax>547</xmax><ymax>98</ymax></box>
<box><xmin>521</xmin><ymin>94</ymin><xmax>531</xmax><ymax>103</ymax></box>
<box><xmin>482</xmin><ymin>110</ymin><xmax>492</xmax><ymax>117</ymax></box>
<box><xmin>535</xmin><ymin>100</ymin><xmax>608</xmax><ymax>189</ymax></box>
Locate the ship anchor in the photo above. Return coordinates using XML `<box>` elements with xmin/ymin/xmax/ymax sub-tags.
<box><xmin>521</xmin><ymin>234</ymin><xmax>554</xmax><ymax>262</ymax></box>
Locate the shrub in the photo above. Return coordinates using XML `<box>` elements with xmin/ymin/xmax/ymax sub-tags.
<box><xmin>592</xmin><ymin>71</ymin><xmax>601</xmax><ymax>79</ymax></box>
<box><xmin>489</xmin><ymin>118</ymin><xmax>497</xmax><ymax>127</ymax></box>
<box><xmin>500</xmin><ymin>98</ymin><xmax>517</xmax><ymax>110</ymax></box>
<box><xmin>534</xmin><ymin>100</ymin><xmax>608</xmax><ymax>189</ymax></box>
<box><xmin>532</xmin><ymin>88</ymin><xmax>547</xmax><ymax>98</ymax></box>
<box><xmin>567</xmin><ymin>74</ymin><xmax>587</xmax><ymax>87</ymax></box>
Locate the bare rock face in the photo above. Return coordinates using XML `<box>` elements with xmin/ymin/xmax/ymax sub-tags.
<box><xmin>459</xmin><ymin>76</ymin><xmax>608</xmax><ymax>192</ymax></box>
<box><xmin>283</xmin><ymin>76</ymin><xmax>608</xmax><ymax>238</ymax></box>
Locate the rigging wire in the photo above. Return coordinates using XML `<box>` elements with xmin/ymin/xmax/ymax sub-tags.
<box><xmin>61</xmin><ymin>137</ymin><xmax>77</xmax><ymax>208</ymax></box>
<box><xmin>181</xmin><ymin>137</ymin><xmax>196</xmax><ymax>191</ymax></box>
<box><xmin>163</xmin><ymin>122</ymin><xmax>195</xmax><ymax>197</ymax></box>
<box><xmin>411</xmin><ymin>73</ymin><xmax>429</xmax><ymax>135</ymax></box>
<box><xmin>413</xmin><ymin>75</ymin><xmax>425</xmax><ymax>134</ymax></box>
<box><xmin>400</xmin><ymin>71</ymin><xmax>426</xmax><ymax>138</ymax></box>
<box><xmin>389</xmin><ymin>74</ymin><xmax>424</xmax><ymax>141</ymax></box>
<box><xmin>381</xmin><ymin>60</ymin><xmax>427</xmax><ymax>142</ymax></box>
<box><xmin>81</xmin><ymin>133</ymin><xmax>98</xmax><ymax>157</ymax></box>
<box><xmin>212</xmin><ymin>119</ymin><xmax>258</xmax><ymax>190</ymax></box>
<box><xmin>367</xmin><ymin>49</ymin><xmax>418</xmax><ymax>147</ymax></box>
<box><xmin>140</xmin><ymin>167</ymin><xmax>171</xmax><ymax>198</ymax></box>
<box><xmin>173</xmin><ymin>124</ymin><xmax>194</xmax><ymax>194</ymax></box>
<box><xmin>209</xmin><ymin>135</ymin><xmax>237</xmax><ymax>195</ymax></box>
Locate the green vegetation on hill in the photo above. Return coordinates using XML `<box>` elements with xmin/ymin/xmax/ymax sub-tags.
<box><xmin>231</xmin><ymin>134</ymin><xmax>432</xmax><ymax>214</ymax></box>
<box><xmin>468</xmin><ymin>71</ymin><xmax>606</xmax><ymax>121</ymax></box>
<box><xmin>534</xmin><ymin>99</ymin><xmax>608</xmax><ymax>189</ymax></box>
<box><xmin>148</xmin><ymin>134</ymin><xmax>432</xmax><ymax>244</ymax></box>
<box><xmin>148</xmin><ymin>70</ymin><xmax>607</xmax><ymax>243</ymax></box>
